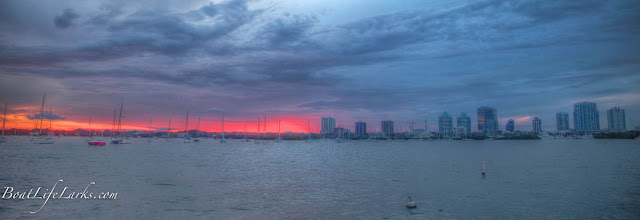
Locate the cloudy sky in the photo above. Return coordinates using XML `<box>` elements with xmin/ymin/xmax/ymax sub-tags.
<box><xmin>0</xmin><ymin>0</ymin><xmax>639</xmax><ymax>132</ymax></box>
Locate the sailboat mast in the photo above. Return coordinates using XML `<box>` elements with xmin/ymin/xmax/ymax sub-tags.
<box><xmin>89</xmin><ymin>115</ymin><xmax>92</xmax><ymax>137</ymax></box>
<box><xmin>221</xmin><ymin>112</ymin><xmax>224</xmax><ymax>139</ymax></box>
<box><xmin>168</xmin><ymin>115</ymin><xmax>172</xmax><ymax>138</ymax></box>
<box><xmin>308</xmin><ymin>120</ymin><xmax>311</xmax><ymax>139</ymax></box>
<box><xmin>117</xmin><ymin>98</ymin><xmax>123</xmax><ymax>133</ymax></box>
<box><xmin>2</xmin><ymin>101</ymin><xmax>7</xmax><ymax>136</ymax></box>
<box><xmin>197</xmin><ymin>116</ymin><xmax>200</xmax><ymax>136</ymax></box>
<box><xmin>49</xmin><ymin>107</ymin><xmax>52</xmax><ymax>133</ymax></box>
<box><xmin>185</xmin><ymin>110</ymin><xmax>189</xmax><ymax>136</ymax></box>
<box><xmin>38</xmin><ymin>93</ymin><xmax>45</xmax><ymax>135</ymax></box>
<box><xmin>149</xmin><ymin>117</ymin><xmax>152</xmax><ymax>138</ymax></box>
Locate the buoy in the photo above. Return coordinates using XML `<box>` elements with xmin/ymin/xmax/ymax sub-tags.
<box><xmin>405</xmin><ymin>196</ymin><xmax>417</xmax><ymax>209</ymax></box>
<box><xmin>482</xmin><ymin>161</ymin><xmax>486</xmax><ymax>177</ymax></box>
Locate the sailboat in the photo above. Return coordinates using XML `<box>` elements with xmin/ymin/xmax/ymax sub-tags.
<box><xmin>220</xmin><ymin>112</ymin><xmax>227</xmax><ymax>143</ymax></box>
<box><xmin>254</xmin><ymin>117</ymin><xmax>261</xmax><ymax>144</ymax></box>
<box><xmin>184</xmin><ymin>110</ymin><xmax>192</xmax><ymax>143</ymax></box>
<box><xmin>0</xmin><ymin>100</ymin><xmax>7</xmax><ymax>143</ymax></box>
<box><xmin>147</xmin><ymin>117</ymin><xmax>153</xmax><ymax>143</ymax></box>
<box><xmin>32</xmin><ymin>93</ymin><xmax>54</xmax><ymax>144</ymax></box>
<box><xmin>242</xmin><ymin>121</ymin><xmax>250</xmax><ymax>142</ymax></box>
<box><xmin>166</xmin><ymin>115</ymin><xmax>173</xmax><ymax>142</ymax></box>
<box><xmin>275</xmin><ymin>120</ymin><xmax>282</xmax><ymax>142</ymax></box>
<box><xmin>87</xmin><ymin>115</ymin><xmax>106</xmax><ymax>146</ymax></box>
<box><xmin>193</xmin><ymin>116</ymin><xmax>201</xmax><ymax>142</ymax></box>
<box><xmin>305</xmin><ymin>120</ymin><xmax>312</xmax><ymax>143</ymax></box>
<box><xmin>110</xmin><ymin>98</ymin><xmax>130</xmax><ymax>144</ymax></box>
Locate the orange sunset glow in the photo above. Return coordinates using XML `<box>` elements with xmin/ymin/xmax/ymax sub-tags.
<box><xmin>5</xmin><ymin>111</ymin><xmax>315</xmax><ymax>133</ymax></box>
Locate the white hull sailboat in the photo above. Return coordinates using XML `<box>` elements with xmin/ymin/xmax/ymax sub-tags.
<box><xmin>184</xmin><ymin>110</ymin><xmax>192</xmax><ymax>143</ymax></box>
<box><xmin>110</xmin><ymin>98</ymin><xmax>130</xmax><ymax>144</ymax></box>
<box><xmin>220</xmin><ymin>112</ymin><xmax>227</xmax><ymax>143</ymax></box>
<box><xmin>32</xmin><ymin>93</ymin><xmax>54</xmax><ymax>144</ymax></box>
<box><xmin>275</xmin><ymin>120</ymin><xmax>282</xmax><ymax>142</ymax></box>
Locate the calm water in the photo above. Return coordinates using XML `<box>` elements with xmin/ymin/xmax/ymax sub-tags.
<box><xmin>1</xmin><ymin>137</ymin><xmax>639</xmax><ymax>219</ymax></box>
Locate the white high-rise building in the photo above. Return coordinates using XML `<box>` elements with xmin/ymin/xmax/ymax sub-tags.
<box><xmin>607</xmin><ymin>107</ymin><xmax>626</xmax><ymax>132</ymax></box>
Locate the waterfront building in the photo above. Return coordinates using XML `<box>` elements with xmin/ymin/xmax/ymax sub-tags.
<box><xmin>607</xmin><ymin>107</ymin><xmax>626</xmax><ymax>132</ymax></box>
<box><xmin>321</xmin><ymin>116</ymin><xmax>336</xmax><ymax>133</ymax></box>
<box><xmin>556</xmin><ymin>112</ymin><xmax>570</xmax><ymax>131</ymax></box>
<box><xmin>506</xmin><ymin>119</ymin><xmax>515</xmax><ymax>132</ymax></box>
<box><xmin>381</xmin><ymin>120</ymin><xmax>394</xmax><ymax>137</ymax></box>
<box><xmin>456</xmin><ymin>112</ymin><xmax>471</xmax><ymax>135</ymax></box>
<box><xmin>477</xmin><ymin>107</ymin><xmax>498</xmax><ymax>136</ymax></box>
<box><xmin>355</xmin><ymin>121</ymin><xmax>367</xmax><ymax>136</ymax></box>
<box><xmin>573</xmin><ymin>102</ymin><xmax>600</xmax><ymax>133</ymax></box>
<box><xmin>533</xmin><ymin>117</ymin><xmax>542</xmax><ymax>133</ymax></box>
<box><xmin>439</xmin><ymin>112</ymin><xmax>453</xmax><ymax>138</ymax></box>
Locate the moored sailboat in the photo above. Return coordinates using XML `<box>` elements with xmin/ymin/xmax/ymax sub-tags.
<box><xmin>32</xmin><ymin>93</ymin><xmax>54</xmax><ymax>144</ymax></box>
<box><xmin>184</xmin><ymin>110</ymin><xmax>192</xmax><ymax>143</ymax></box>
<box><xmin>110</xmin><ymin>98</ymin><xmax>130</xmax><ymax>144</ymax></box>
<box><xmin>87</xmin><ymin>115</ymin><xmax>106</xmax><ymax>146</ymax></box>
<box><xmin>220</xmin><ymin>112</ymin><xmax>227</xmax><ymax>143</ymax></box>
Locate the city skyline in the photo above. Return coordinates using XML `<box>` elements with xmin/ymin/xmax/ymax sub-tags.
<box><xmin>1</xmin><ymin>0</ymin><xmax>639</xmax><ymax>132</ymax></box>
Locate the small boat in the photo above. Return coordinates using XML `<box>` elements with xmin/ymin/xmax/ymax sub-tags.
<box><xmin>405</xmin><ymin>196</ymin><xmax>417</xmax><ymax>209</ymax></box>
<box><xmin>86</xmin><ymin>116</ymin><xmax>106</xmax><ymax>146</ymax></box>
<box><xmin>88</xmin><ymin>140</ymin><xmax>106</xmax><ymax>146</ymax></box>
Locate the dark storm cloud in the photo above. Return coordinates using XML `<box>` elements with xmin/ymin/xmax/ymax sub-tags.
<box><xmin>53</xmin><ymin>8</ymin><xmax>79</xmax><ymax>29</ymax></box>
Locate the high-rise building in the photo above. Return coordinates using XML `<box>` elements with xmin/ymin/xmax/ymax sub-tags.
<box><xmin>321</xmin><ymin>116</ymin><xmax>336</xmax><ymax>133</ymax></box>
<box><xmin>506</xmin><ymin>119</ymin><xmax>515</xmax><ymax>132</ymax></box>
<box><xmin>355</xmin><ymin>121</ymin><xmax>367</xmax><ymax>136</ymax></box>
<box><xmin>456</xmin><ymin>112</ymin><xmax>471</xmax><ymax>135</ymax></box>
<box><xmin>439</xmin><ymin>112</ymin><xmax>453</xmax><ymax>138</ymax></box>
<box><xmin>607</xmin><ymin>107</ymin><xmax>626</xmax><ymax>132</ymax></box>
<box><xmin>573</xmin><ymin>102</ymin><xmax>600</xmax><ymax>133</ymax></box>
<box><xmin>477</xmin><ymin>107</ymin><xmax>498</xmax><ymax>135</ymax></box>
<box><xmin>556</xmin><ymin>112</ymin><xmax>570</xmax><ymax>131</ymax></box>
<box><xmin>532</xmin><ymin>117</ymin><xmax>542</xmax><ymax>133</ymax></box>
<box><xmin>381</xmin><ymin>120</ymin><xmax>394</xmax><ymax>137</ymax></box>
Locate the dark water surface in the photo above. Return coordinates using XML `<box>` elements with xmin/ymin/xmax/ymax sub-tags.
<box><xmin>1</xmin><ymin>137</ymin><xmax>639</xmax><ymax>219</ymax></box>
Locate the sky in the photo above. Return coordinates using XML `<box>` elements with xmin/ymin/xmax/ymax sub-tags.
<box><xmin>0</xmin><ymin>0</ymin><xmax>639</xmax><ymax>133</ymax></box>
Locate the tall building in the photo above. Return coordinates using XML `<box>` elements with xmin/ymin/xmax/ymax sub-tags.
<box><xmin>607</xmin><ymin>107</ymin><xmax>626</xmax><ymax>132</ymax></box>
<box><xmin>456</xmin><ymin>112</ymin><xmax>471</xmax><ymax>135</ymax></box>
<box><xmin>477</xmin><ymin>107</ymin><xmax>498</xmax><ymax>135</ymax></box>
<box><xmin>532</xmin><ymin>117</ymin><xmax>542</xmax><ymax>133</ymax></box>
<box><xmin>381</xmin><ymin>120</ymin><xmax>394</xmax><ymax>137</ymax></box>
<box><xmin>506</xmin><ymin>119</ymin><xmax>515</xmax><ymax>132</ymax></box>
<box><xmin>439</xmin><ymin>112</ymin><xmax>453</xmax><ymax>138</ymax></box>
<box><xmin>321</xmin><ymin>116</ymin><xmax>336</xmax><ymax>133</ymax></box>
<box><xmin>556</xmin><ymin>112</ymin><xmax>570</xmax><ymax>131</ymax></box>
<box><xmin>573</xmin><ymin>102</ymin><xmax>600</xmax><ymax>133</ymax></box>
<box><xmin>355</xmin><ymin>121</ymin><xmax>367</xmax><ymax>136</ymax></box>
